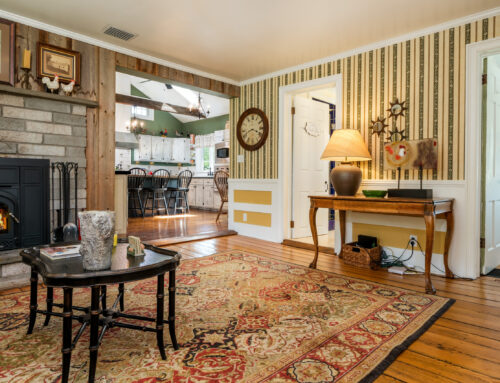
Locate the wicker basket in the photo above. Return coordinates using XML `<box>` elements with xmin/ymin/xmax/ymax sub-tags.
<box><xmin>341</xmin><ymin>242</ymin><xmax>381</xmax><ymax>269</ymax></box>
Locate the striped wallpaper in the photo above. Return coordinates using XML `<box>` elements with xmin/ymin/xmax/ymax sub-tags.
<box><xmin>230</xmin><ymin>15</ymin><xmax>499</xmax><ymax>180</ymax></box>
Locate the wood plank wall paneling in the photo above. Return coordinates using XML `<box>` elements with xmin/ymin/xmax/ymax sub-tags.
<box><xmin>230</xmin><ymin>15</ymin><xmax>499</xmax><ymax>180</ymax></box>
<box><xmin>115</xmin><ymin>53</ymin><xmax>240</xmax><ymax>98</ymax></box>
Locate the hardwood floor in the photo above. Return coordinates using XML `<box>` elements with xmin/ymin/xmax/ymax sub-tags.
<box><xmin>2</xmin><ymin>234</ymin><xmax>499</xmax><ymax>382</ymax></box>
<box><xmin>127</xmin><ymin>209</ymin><xmax>228</xmax><ymax>241</ymax></box>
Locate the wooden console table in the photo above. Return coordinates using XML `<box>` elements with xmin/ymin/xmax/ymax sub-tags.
<box><xmin>308</xmin><ymin>195</ymin><xmax>454</xmax><ymax>294</ymax></box>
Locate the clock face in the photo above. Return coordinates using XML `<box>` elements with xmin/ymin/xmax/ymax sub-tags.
<box><xmin>241</xmin><ymin>113</ymin><xmax>265</xmax><ymax>145</ymax></box>
<box><xmin>237</xmin><ymin>108</ymin><xmax>269</xmax><ymax>151</ymax></box>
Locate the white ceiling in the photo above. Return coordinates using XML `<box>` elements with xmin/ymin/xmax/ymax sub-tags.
<box><xmin>1</xmin><ymin>0</ymin><xmax>499</xmax><ymax>82</ymax></box>
<box><xmin>116</xmin><ymin>72</ymin><xmax>229</xmax><ymax>123</ymax></box>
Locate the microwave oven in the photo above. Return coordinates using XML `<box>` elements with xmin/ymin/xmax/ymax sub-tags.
<box><xmin>216</xmin><ymin>147</ymin><xmax>229</xmax><ymax>159</ymax></box>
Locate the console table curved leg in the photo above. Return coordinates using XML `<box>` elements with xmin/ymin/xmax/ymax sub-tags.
<box><xmin>168</xmin><ymin>269</ymin><xmax>179</xmax><ymax>350</ymax></box>
<box><xmin>89</xmin><ymin>286</ymin><xmax>100</xmax><ymax>383</ymax></box>
<box><xmin>156</xmin><ymin>273</ymin><xmax>167</xmax><ymax>360</ymax></box>
<box><xmin>43</xmin><ymin>287</ymin><xmax>53</xmax><ymax>326</ymax></box>
<box><xmin>424</xmin><ymin>214</ymin><xmax>436</xmax><ymax>295</ymax></box>
<box><xmin>27</xmin><ymin>268</ymin><xmax>38</xmax><ymax>334</ymax></box>
<box><xmin>309</xmin><ymin>206</ymin><xmax>319</xmax><ymax>269</ymax></box>
<box><xmin>62</xmin><ymin>288</ymin><xmax>73</xmax><ymax>383</ymax></box>
<box><xmin>338</xmin><ymin>210</ymin><xmax>346</xmax><ymax>258</ymax></box>
<box><xmin>443</xmin><ymin>211</ymin><xmax>454</xmax><ymax>279</ymax></box>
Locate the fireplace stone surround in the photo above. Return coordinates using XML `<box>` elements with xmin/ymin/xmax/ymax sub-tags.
<box><xmin>0</xmin><ymin>92</ymin><xmax>89</xmax><ymax>289</ymax></box>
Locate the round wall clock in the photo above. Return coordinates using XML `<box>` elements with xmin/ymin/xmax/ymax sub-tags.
<box><xmin>236</xmin><ymin>108</ymin><xmax>269</xmax><ymax>151</ymax></box>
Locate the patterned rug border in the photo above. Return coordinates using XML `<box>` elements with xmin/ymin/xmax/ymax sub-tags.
<box><xmin>180</xmin><ymin>249</ymin><xmax>456</xmax><ymax>382</ymax></box>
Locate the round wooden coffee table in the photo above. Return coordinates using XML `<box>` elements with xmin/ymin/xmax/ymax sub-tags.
<box><xmin>20</xmin><ymin>243</ymin><xmax>181</xmax><ymax>383</ymax></box>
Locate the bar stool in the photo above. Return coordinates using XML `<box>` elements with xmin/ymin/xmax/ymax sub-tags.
<box><xmin>128</xmin><ymin>168</ymin><xmax>146</xmax><ymax>217</ymax></box>
<box><xmin>167</xmin><ymin>170</ymin><xmax>192</xmax><ymax>214</ymax></box>
<box><xmin>214</xmin><ymin>170</ymin><xmax>229</xmax><ymax>222</ymax></box>
<box><xmin>146</xmin><ymin>169</ymin><xmax>170</xmax><ymax>216</ymax></box>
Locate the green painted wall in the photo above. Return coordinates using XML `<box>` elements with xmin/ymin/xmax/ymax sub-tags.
<box><xmin>131</xmin><ymin>85</ymin><xmax>184</xmax><ymax>138</ymax></box>
<box><xmin>130</xmin><ymin>85</ymin><xmax>228</xmax><ymax>138</ymax></box>
<box><xmin>182</xmin><ymin>114</ymin><xmax>229</xmax><ymax>135</ymax></box>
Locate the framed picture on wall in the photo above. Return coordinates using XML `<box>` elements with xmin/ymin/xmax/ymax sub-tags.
<box><xmin>37</xmin><ymin>43</ymin><xmax>81</xmax><ymax>84</ymax></box>
<box><xmin>0</xmin><ymin>18</ymin><xmax>15</xmax><ymax>86</ymax></box>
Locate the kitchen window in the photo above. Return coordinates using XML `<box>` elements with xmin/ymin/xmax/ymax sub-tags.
<box><xmin>132</xmin><ymin>106</ymin><xmax>154</xmax><ymax>121</ymax></box>
<box><xmin>196</xmin><ymin>134</ymin><xmax>215</xmax><ymax>173</ymax></box>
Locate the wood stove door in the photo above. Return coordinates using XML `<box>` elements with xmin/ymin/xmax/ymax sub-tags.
<box><xmin>0</xmin><ymin>189</ymin><xmax>20</xmax><ymax>251</ymax></box>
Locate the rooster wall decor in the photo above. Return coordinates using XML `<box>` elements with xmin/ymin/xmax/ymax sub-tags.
<box><xmin>60</xmin><ymin>80</ymin><xmax>75</xmax><ymax>96</ymax></box>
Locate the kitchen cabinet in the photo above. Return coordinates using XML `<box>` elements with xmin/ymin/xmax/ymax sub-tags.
<box><xmin>135</xmin><ymin>135</ymin><xmax>190</xmax><ymax>163</ymax></box>
<box><xmin>187</xmin><ymin>178</ymin><xmax>227</xmax><ymax>211</ymax></box>
<box><xmin>136</xmin><ymin>135</ymin><xmax>152</xmax><ymax>161</ymax></box>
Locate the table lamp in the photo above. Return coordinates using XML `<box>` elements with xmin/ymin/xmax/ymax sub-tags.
<box><xmin>320</xmin><ymin>129</ymin><xmax>371</xmax><ymax>196</ymax></box>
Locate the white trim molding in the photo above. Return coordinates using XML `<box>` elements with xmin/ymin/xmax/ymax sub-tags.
<box><xmin>465</xmin><ymin>37</ymin><xmax>500</xmax><ymax>276</ymax></box>
<box><xmin>0</xmin><ymin>9</ymin><xmax>239</xmax><ymax>86</ymax></box>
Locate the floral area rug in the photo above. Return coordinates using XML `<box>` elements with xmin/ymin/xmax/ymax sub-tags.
<box><xmin>0</xmin><ymin>251</ymin><xmax>453</xmax><ymax>382</ymax></box>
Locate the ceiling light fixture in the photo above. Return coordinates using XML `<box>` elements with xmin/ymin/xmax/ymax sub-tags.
<box><xmin>126</xmin><ymin>106</ymin><xmax>146</xmax><ymax>136</ymax></box>
<box><xmin>188</xmin><ymin>93</ymin><xmax>210</xmax><ymax>119</ymax></box>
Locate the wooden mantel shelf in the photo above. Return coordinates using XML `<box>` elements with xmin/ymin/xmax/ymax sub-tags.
<box><xmin>0</xmin><ymin>85</ymin><xmax>99</xmax><ymax>108</ymax></box>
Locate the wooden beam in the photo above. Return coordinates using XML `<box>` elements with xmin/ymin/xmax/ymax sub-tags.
<box><xmin>87</xmin><ymin>48</ymin><xmax>116</xmax><ymax>211</ymax></box>
<box><xmin>115</xmin><ymin>93</ymin><xmax>206</xmax><ymax>118</ymax></box>
<box><xmin>115</xmin><ymin>53</ymin><xmax>240</xmax><ymax>98</ymax></box>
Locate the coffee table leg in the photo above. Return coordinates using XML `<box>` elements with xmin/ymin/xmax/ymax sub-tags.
<box><xmin>89</xmin><ymin>286</ymin><xmax>100</xmax><ymax>382</ymax></box>
<box><xmin>62</xmin><ymin>287</ymin><xmax>73</xmax><ymax>383</ymax></box>
<box><xmin>43</xmin><ymin>287</ymin><xmax>53</xmax><ymax>326</ymax></box>
<box><xmin>168</xmin><ymin>269</ymin><xmax>179</xmax><ymax>350</ymax></box>
<box><xmin>156</xmin><ymin>273</ymin><xmax>166</xmax><ymax>360</ymax></box>
<box><xmin>118</xmin><ymin>283</ymin><xmax>124</xmax><ymax>311</ymax></box>
<box><xmin>27</xmin><ymin>268</ymin><xmax>38</xmax><ymax>334</ymax></box>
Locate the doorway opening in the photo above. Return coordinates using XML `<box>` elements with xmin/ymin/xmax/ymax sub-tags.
<box><xmin>278</xmin><ymin>75</ymin><xmax>342</xmax><ymax>252</ymax></box>
<box><xmin>481</xmin><ymin>53</ymin><xmax>500</xmax><ymax>275</ymax></box>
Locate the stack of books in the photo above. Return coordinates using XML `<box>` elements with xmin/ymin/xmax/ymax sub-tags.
<box><xmin>40</xmin><ymin>245</ymin><xmax>81</xmax><ymax>260</ymax></box>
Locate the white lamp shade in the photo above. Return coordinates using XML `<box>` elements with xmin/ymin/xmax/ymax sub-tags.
<box><xmin>321</xmin><ymin>129</ymin><xmax>372</xmax><ymax>162</ymax></box>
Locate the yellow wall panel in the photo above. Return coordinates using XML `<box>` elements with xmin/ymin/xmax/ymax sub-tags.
<box><xmin>234</xmin><ymin>190</ymin><xmax>272</xmax><ymax>205</ymax></box>
<box><xmin>352</xmin><ymin>223</ymin><xmax>446</xmax><ymax>254</ymax></box>
<box><xmin>234</xmin><ymin>211</ymin><xmax>272</xmax><ymax>227</ymax></box>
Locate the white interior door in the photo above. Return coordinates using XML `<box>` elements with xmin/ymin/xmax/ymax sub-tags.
<box><xmin>292</xmin><ymin>95</ymin><xmax>330</xmax><ymax>239</ymax></box>
<box><xmin>483</xmin><ymin>56</ymin><xmax>500</xmax><ymax>274</ymax></box>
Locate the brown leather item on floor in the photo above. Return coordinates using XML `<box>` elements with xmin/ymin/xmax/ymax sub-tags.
<box><xmin>341</xmin><ymin>242</ymin><xmax>381</xmax><ymax>269</ymax></box>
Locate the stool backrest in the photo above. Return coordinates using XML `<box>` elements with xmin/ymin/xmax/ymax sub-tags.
<box><xmin>177</xmin><ymin>170</ymin><xmax>193</xmax><ymax>189</ymax></box>
<box><xmin>128</xmin><ymin>168</ymin><xmax>146</xmax><ymax>189</ymax></box>
<box><xmin>152</xmin><ymin>169</ymin><xmax>170</xmax><ymax>189</ymax></box>
<box><xmin>214</xmin><ymin>171</ymin><xmax>229</xmax><ymax>202</ymax></box>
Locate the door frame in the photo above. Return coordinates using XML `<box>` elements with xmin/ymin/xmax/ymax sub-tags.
<box><xmin>278</xmin><ymin>74</ymin><xmax>343</xmax><ymax>242</ymax></box>
<box><xmin>465</xmin><ymin>37</ymin><xmax>500</xmax><ymax>277</ymax></box>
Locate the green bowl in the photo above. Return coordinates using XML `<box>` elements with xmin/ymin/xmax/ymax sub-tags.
<box><xmin>362</xmin><ymin>190</ymin><xmax>387</xmax><ymax>198</ymax></box>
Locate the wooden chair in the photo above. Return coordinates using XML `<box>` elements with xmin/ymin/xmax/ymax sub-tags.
<box><xmin>167</xmin><ymin>170</ymin><xmax>193</xmax><ymax>214</ymax></box>
<box><xmin>214</xmin><ymin>170</ymin><xmax>229</xmax><ymax>222</ymax></box>
<box><xmin>145</xmin><ymin>169</ymin><xmax>170</xmax><ymax>216</ymax></box>
<box><xmin>128</xmin><ymin>168</ymin><xmax>146</xmax><ymax>217</ymax></box>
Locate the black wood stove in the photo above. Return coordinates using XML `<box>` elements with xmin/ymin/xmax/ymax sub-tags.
<box><xmin>0</xmin><ymin>158</ymin><xmax>50</xmax><ymax>252</ymax></box>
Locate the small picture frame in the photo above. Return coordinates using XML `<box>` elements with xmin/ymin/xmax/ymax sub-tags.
<box><xmin>37</xmin><ymin>42</ymin><xmax>81</xmax><ymax>84</ymax></box>
<box><xmin>0</xmin><ymin>18</ymin><xmax>15</xmax><ymax>86</ymax></box>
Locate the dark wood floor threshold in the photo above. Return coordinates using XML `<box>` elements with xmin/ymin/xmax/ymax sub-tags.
<box><xmin>145</xmin><ymin>230</ymin><xmax>237</xmax><ymax>248</ymax></box>
<box><xmin>282</xmin><ymin>239</ymin><xmax>336</xmax><ymax>255</ymax></box>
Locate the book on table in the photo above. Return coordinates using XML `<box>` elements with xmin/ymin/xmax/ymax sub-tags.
<box><xmin>40</xmin><ymin>245</ymin><xmax>81</xmax><ymax>260</ymax></box>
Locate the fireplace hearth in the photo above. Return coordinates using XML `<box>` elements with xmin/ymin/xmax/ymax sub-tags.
<box><xmin>0</xmin><ymin>158</ymin><xmax>50</xmax><ymax>252</ymax></box>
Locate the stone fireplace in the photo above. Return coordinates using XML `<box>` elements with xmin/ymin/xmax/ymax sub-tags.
<box><xmin>0</xmin><ymin>92</ymin><xmax>89</xmax><ymax>289</ymax></box>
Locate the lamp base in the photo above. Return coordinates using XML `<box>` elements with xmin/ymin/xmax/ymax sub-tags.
<box><xmin>331</xmin><ymin>162</ymin><xmax>362</xmax><ymax>196</ymax></box>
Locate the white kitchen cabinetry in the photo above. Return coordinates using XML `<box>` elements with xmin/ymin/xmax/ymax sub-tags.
<box><xmin>187</xmin><ymin>178</ymin><xmax>227</xmax><ymax>211</ymax></box>
<box><xmin>136</xmin><ymin>135</ymin><xmax>152</xmax><ymax>161</ymax></box>
<box><xmin>151</xmin><ymin>136</ymin><xmax>164</xmax><ymax>161</ymax></box>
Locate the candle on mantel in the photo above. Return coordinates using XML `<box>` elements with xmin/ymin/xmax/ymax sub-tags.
<box><xmin>21</xmin><ymin>49</ymin><xmax>31</xmax><ymax>70</ymax></box>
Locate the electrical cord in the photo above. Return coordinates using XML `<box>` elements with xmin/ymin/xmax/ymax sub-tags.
<box><xmin>380</xmin><ymin>239</ymin><xmax>415</xmax><ymax>268</ymax></box>
<box><xmin>414</xmin><ymin>240</ymin><xmax>469</xmax><ymax>279</ymax></box>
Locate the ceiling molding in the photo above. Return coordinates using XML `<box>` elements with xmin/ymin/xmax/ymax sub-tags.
<box><xmin>240</xmin><ymin>6</ymin><xmax>500</xmax><ymax>85</ymax></box>
<box><xmin>0</xmin><ymin>9</ymin><xmax>240</xmax><ymax>86</ymax></box>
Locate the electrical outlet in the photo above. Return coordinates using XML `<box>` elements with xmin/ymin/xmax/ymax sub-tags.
<box><xmin>243</xmin><ymin>213</ymin><xmax>247</xmax><ymax>222</ymax></box>
<box><xmin>409</xmin><ymin>235</ymin><xmax>417</xmax><ymax>246</ymax></box>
